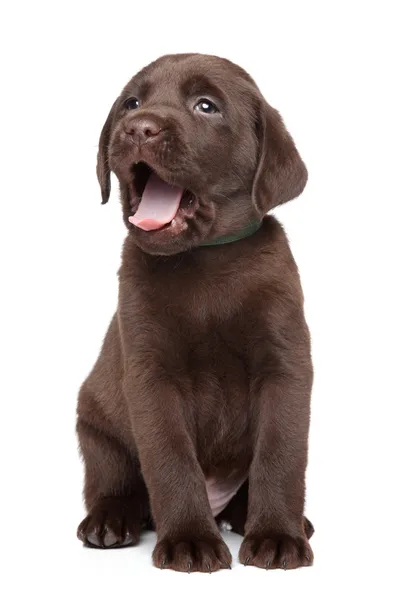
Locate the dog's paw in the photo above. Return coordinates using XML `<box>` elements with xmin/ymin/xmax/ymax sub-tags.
<box><xmin>153</xmin><ymin>534</ymin><xmax>232</xmax><ymax>572</ymax></box>
<box><xmin>239</xmin><ymin>532</ymin><xmax>313</xmax><ymax>570</ymax></box>
<box><xmin>303</xmin><ymin>516</ymin><xmax>315</xmax><ymax>539</ymax></box>
<box><xmin>77</xmin><ymin>496</ymin><xmax>142</xmax><ymax>549</ymax></box>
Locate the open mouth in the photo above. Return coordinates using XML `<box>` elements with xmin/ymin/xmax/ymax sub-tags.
<box><xmin>129</xmin><ymin>162</ymin><xmax>197</xmax><ymax>233</ymax></box>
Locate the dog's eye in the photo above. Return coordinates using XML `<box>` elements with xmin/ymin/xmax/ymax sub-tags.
<box><xmin>124</xmin><ymin>97</ymin><xmax>140</xmax><ymax>111</ymax></box>
<box><xmin>194</xmin><ymin>99</ymin><xmax>219</xmax><ymax>114</ymax></box>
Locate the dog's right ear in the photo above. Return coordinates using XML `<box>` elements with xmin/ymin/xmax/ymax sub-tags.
<box><xmin>97</xmin><ymin>100</ymin><xmax>118</xmax><ymax>204</ymax></box>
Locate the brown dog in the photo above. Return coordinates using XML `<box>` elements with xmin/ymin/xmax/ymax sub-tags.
<box><xmin>76</xmin><ymin>53</ymin><xmax>314</xmax><ymax>572</ymax></box>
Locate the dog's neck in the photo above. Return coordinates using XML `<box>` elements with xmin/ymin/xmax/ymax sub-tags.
<box><xmin>199</xmin><ymin>220</ymin><xmax>262</xmax><ymax>247</ymax></box>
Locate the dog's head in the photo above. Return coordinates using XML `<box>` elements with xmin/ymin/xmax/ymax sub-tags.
<box><xmin>97</xmin><ymin>54</ymin><xmax>307</xmax><ymax>255</ymax></box>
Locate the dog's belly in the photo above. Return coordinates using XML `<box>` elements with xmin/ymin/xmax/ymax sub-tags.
<box><xmin>205</xmin><ymin>474</ymin><xmax>247</xmax><ymax>516</ymax></box>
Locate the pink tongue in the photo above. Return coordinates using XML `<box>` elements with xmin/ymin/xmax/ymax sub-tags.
<box><xmin>128</xmin><ymin>172</ymin><xmax>184</xmax><ymax>231</ymax></box>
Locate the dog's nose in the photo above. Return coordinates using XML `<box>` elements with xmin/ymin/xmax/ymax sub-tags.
<box><xmin>126</xmin><ymin>118</ymin><xmax>162</xmax><ymax>144</ymax></box>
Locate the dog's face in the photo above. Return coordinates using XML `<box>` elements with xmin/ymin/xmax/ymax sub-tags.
<box><xmin>97</xmin><ymin>54</ymin><xmax>307</xmax><ymax>255</ymax></box>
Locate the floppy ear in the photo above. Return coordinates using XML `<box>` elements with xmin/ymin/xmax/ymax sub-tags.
<box><xmin>97</xmin><ymin>101</ymin><xmax>118</xmax><ymax>204</ymax></box>
<box><xmin>252</xmin><ymin>97</ymin><xmax>308</xmax><ymax>215</ymax></box>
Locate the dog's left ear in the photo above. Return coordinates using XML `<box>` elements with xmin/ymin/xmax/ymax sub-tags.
<box><xmin>97</xmin><ymin>100</ymin><xmax>118</xmax><ymax>204</ymax></box>
<box><xmin>252</xmin><ymin>97</ymin><xmax>308</xmax><ymax>216</ymax></box>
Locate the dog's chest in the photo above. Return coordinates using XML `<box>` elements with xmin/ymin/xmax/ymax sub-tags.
<box><xmin>181</xmin><ymin>326</ymin><xmax>252</xmax><ymax>476</ymax></box>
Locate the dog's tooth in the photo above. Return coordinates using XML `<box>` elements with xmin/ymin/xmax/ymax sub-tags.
<box><xmin>171</xmin><ymin>219</ymin><xmax>176</xmax><ymax>226</ymax></box>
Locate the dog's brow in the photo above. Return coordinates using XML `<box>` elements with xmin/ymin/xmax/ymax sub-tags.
<box><xmin>138</xmin><ymin>80</ymin><xmax>152</xmax><ymax>97</ymax></box>
<box><xmin>123</xmin><ymin>78</ymin><xmax>152</xmax><ymax>100</ymax></box>
<box><xmin>180</xmin><ymin>74</ymin><xmax>224</xmax><ymax>100</ymax></box>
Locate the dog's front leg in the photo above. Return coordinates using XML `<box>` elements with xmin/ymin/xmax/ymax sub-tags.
<box><xmin>239</xmin><ymin>316</ymin><xmax>314</xmax><ymax>570</ymax></box>
<box><xmin>124</xmin><ymin>369</ymin><xmax>231</xmax><ymax>572</ymax></box>
<box><xmin>118</xmin><ymin>273</ymin><xmax>232</xmax><ymax>574</ymax></box>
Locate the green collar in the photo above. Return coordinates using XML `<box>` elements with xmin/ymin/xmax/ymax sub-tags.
<box><xmin>199</xmin><ymin>220</ymin><xmax>262</xmax><ymax>247</ymax></box>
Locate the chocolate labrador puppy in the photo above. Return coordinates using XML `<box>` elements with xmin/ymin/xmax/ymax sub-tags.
<box><xmin>76</xmin><ymin>53</ymin><xmax>314</xmax><ymax>572</ymax></box>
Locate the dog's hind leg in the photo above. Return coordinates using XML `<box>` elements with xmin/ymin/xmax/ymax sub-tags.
<box><xmin>76</xmin><ymin>414</ymin><xmax>150</xmax><ymax>549</ymax></box>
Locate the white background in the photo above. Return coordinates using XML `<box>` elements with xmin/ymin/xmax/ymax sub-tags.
<box><xmin>1</xmin><ymin>1</ymin><xmax>399</xmax><ymax>598</ymax></box>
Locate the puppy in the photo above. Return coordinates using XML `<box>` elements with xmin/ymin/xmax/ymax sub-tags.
<box><xmin>77</xmin><ymin>53</ymin><xmax>314</xmax><ymax>572</ymax></box>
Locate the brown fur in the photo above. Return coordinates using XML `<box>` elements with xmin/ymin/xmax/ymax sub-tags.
<box><xmin>77</xmin><ymin>53</ymin><xmax>314</xmax><ymax>572</ymax></box>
